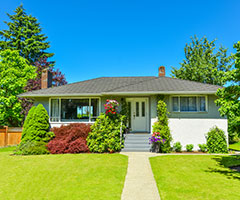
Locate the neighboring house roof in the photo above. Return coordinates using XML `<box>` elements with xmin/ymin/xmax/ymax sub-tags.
<box><xmin>19</xmin><ymin>76</ymin><xmax>223</xmax><ymax>97</ymax></box>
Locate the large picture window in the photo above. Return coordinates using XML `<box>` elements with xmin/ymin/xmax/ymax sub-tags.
<box><xmin>50</xmin><ymin>98</ymin><xmax>100</xmax><ymax>122</ymax></box>
<box><xmin>172</xmin><ymin>96</ymin><xmax>207</xmax><ymax>112</ymax></box>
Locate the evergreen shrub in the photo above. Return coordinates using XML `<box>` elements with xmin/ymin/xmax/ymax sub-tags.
<box><xmin>206</xmin><ymin>126</ymin><xmax>228</xmax><ymax>153</ymax></box>
<box><xmin>152</xmin><ymin>100</ymin><xmax>172</xmax><ymax>153</ymax></box>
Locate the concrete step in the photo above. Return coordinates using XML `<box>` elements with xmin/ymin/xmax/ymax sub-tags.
<box><xmin>124</xmin><ymin>141</ymin><xmax>150</xmax><ymax>145</ymax></box>
<box><xmin>121</xmin><ymin>147</ymin><xmax>151</xmax><ymax>152</ymax></box>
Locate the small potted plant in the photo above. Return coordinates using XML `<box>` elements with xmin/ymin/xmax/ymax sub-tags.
<box><xmin>149</xmin><ymin>132</ymin><xmax>166</xmax><ymax>153</ymax></box>
<box><xmin>104</xmin><ymin>99</ymin><xmax>119</xmax><ymax>117</ymax></box>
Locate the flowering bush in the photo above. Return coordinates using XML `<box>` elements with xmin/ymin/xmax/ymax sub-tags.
<box><xmin>149</xmin><ymin>132</ymin><xmax>166</xmax><ymax>144</ymax></box>
<box><xmin>149</xmin><ymin>132</ymin><xmax>166</xmax><ymax>153</ymax></box>
<box><xmin>104</xmin><ymin>99</ymin><xmax>119</xmax><ymax>116</ymax></box>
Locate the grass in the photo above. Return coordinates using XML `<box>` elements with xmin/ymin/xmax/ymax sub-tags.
<box><xmin>229</xmin><ymin>142</ymin><xmax>240</xmax><ymax>151</ymax></box>
<box><xmin>0</xmin><ymin>149</ymin><xmax>128</xmax><ymax>200</ymax></box>
<box><xmin>0</xmin><ymin>146</ymin><xmax>16</xmax><ymax>152</ymax></box>
<box><xmin>150</xmin><ymin>155</ymin><xmax>240</xmax><ymax>200</ymax></box>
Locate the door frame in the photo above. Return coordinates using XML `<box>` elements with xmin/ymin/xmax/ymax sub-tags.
<box><xmin>126</xmin><ymin>97</ymin><xmax>150</xmax><ymax>133</ymax></box>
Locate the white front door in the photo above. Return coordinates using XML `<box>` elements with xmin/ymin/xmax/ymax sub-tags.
<box><xmin>127</xmin><ymin>98</ymin><xmax>149</xmax><ymax>132</ymax></box>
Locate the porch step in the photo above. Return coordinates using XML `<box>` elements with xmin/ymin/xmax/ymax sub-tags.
<box><xmin>121</xmin><ymin>133</ymin><xmax>152</xmax><ymax>152</ymax></box>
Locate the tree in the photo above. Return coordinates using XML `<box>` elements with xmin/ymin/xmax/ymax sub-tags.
<box><xmin>20</xmin><ymin>57</ymin><xmax>67</xmax><ymax>117</ymax></box>
<box><xmin>216</xmin><ymin>41</ymin><xmax>240</xmax><ymax>142</ymax></box>
<box><xmin>0</xmin><ymin>49</ymin><xmax>36</xmax><ymax>126</ymax></box>
<box><xmin>0</xmin><ymin>5</ymin><xmax>67</xmax><ymax>119</ymax></box>
<box><xmin>0</xmin><ymin>5</ymin><xmax>53</xmax><ymax>64</ymax></box>
<box><xmin>171</xmin><ymin>35</ymin><xmax>234</xmax><ymax>86</ymax></box>
<box><xmin>21</xmin><ymin>104</ymin><xmax>54</xmax><ymax>143</ymax></box>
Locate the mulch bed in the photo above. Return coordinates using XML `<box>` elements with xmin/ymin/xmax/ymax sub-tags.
<box><xmin>229</xmin><ymin>165</ymin><xmax>240</xmax><ymax>172</ymax></box>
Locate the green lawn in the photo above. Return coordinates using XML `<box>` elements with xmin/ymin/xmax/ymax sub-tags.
<box><xmin>229</xmin><ymin>142</ymin><xmax>240</xmax><ymax>151</ymax></box>
<box><xmin>0</xmin><ymin>149</ymin><xmax>128</xmax><ymax>200</ymax></box>
<box><xmin>150</xmin><ymin>155</ymin><xmax>240</xmax><ymax>200</ymax></box>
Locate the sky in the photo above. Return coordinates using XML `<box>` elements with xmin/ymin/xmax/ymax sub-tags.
<box><xmin>0</xmin><ymin>0</ymin><xmax>240</xmax><ymax>84</ymax></box>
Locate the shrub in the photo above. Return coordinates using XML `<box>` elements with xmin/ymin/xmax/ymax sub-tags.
<box><xmin>198</xmin><ymin>144</ymin><xmax>208</xmax><ymax>152</ymax></box>
<box><xmin>206</xmin><ymin>126</ymin><xmax>228</xmax><ymax>153</ymax></box>
<box><xmin>152</xmin><ymin>99</ymin><xmax>172</xmax><ymax>153</ymax></box>
<box><xmin>87</xmin><ymin>113</ymin><xmax>126</xmax><ymax>153</ymax></box>
<box><xmin>21</xmin><ymin>104</ymin><xmax>54</xmax><ymax>143</ymax></box>
<box><xmin>173</xmin><ymin>142</ymin><xmax>182</xmax><ymax>152</ymax></box>
<box><xmin>186</xmin><ymin>144</ymin><xmax>194</xmax><ymax>152</ymax></box>
<box><xmin>47</xmin><ymin>123</ymin><xmax>91</xmax><ymax>154</ymax></box>
<box><xmin>14</xmin><ymin>141</ymin><xmax>49</xmax><ymax>155</ymax></box>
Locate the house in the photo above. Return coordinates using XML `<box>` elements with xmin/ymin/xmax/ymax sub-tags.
<box><xmin>19</xmin><ymin>67</ymin><xmax>228</xmax><ymax>151</ymax></box>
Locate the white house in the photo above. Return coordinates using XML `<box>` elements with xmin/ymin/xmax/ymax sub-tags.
<box><xmin>19</xmin><ymin>67</ymin><xmax>227</xmax><ymax>151</ymax></box>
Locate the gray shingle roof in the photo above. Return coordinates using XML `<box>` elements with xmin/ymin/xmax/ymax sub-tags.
<box><xmin>19</xmin><ymin>76</ymin><xmax>222</xmax><ymax>97</ymax></box>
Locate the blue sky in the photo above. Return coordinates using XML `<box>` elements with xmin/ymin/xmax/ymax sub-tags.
<box><xmin>1</xmin><ymin>0</ymin><xmax>240</xmax><ymax>83</ymax></box>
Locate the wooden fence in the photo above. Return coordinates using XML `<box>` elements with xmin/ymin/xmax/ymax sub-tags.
<box><xmin>0</xmin><ymin>126</ymin><xmax>22</xmax><ymax>147</ymax></box>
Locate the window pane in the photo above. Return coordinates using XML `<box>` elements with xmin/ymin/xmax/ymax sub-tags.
<box><xmin>61</xmin><ymin>99</ymin><xmax>89</xmax><ymax>122</ymax></box>
<box><xmin>180</xmin><ymin>97</ymin><xmax>197</xmax><ymax>112</ymax></box>
<box><xmin>51</xmin><ymin>99</ymin><xmax>59</xmax><ymax>122</ymax></box>
<box><xmin>142</xmin><ymin>102</ymin><xmax>145</xmax><ymax>117</ymax></box>
<box><xmin>188</xmin><ymin>97</ymin><xmax>197</xmax><ymax>111</ymax></box>
<box><xmin>136</xmin><ymin>102</ymin><xmax>139</xmax><ymax>117</ymax></box>
<box><xmin>172</xmin><ymin>97</ymin><xmax>179</xmax><ymax>112</ymax></box>
<box><xmin>199</xmin><ymin>97</ymin><xmax>206</xmax><ymax>111</ymax></box>
<box><xmin>90</xmin><ymin>99</ymin><xmax>99</xmax><ymax>122</ymax></box>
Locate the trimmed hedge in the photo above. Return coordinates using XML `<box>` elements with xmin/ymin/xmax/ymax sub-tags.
<box><xmin>47</xmin><ymin>123</ymin><xmax>91</xmax><ymax>154</ymax></box>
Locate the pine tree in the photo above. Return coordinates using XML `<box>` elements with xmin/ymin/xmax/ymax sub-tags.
<box><xmin>0</xmin><ymin>4</ymin><xmax>53</xmax><ymax>64</ymax></box>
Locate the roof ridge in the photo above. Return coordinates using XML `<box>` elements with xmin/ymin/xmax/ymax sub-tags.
<box><xmin>105</xmin><ymin>77</ymin><xmax>158</xmax><ymax>92</ymax></box>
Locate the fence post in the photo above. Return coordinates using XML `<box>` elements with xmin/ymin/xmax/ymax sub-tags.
<box><xmin>4</xmin><ymin>126</ymin><xmax>8</xmax><ymax>147</ymax></box>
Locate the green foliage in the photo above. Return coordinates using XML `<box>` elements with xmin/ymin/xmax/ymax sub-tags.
<box><xmin>120</xmin><ymin>98</ymin><xmax>130</xmax><ymax>128</ymax></box>
<box><xmin>198</xmin><ymin>144</ymin><xmax>208</xmax><ymax>152</ymax></box>
<box><xmin>186</xmin><ymin>144</ymin><xmax>194</xmax><ymax>152</ymax></box>
<box><xmin>0</xmin><ymin>49</ymin><xmax>36</xmax><ymax>126</ymax></box>
<box><xmin>171</xmin><ymin>35</ymin><xmax>234</xmax><ymax>86</ymax></box>
<box><xmin>14</xmin><ymin>141</ymin><xmax>49</xmax><ymax>155</ymax></box>
<box><xmin>152</xmin><ymin>100</ymin><xmax>172</xmax><ymax>153</ymax></box>
<box><xmin>216</xmin><ymin>41</ymin><xmax>240</xmax><ymax>143</ymax></box>
<box><xmin>173</xmin><ymin>142</ymin><xmax>182</xmax><ymax>152</ymax></box>
<box><xmin>87</xmin><ymin>113</ymin><xmax>126</xmax><ymax>153</ymax></box>
<box><xmin>206</xmin><ymin>126</ymin><xmax>228</xmax><ymax>153</ymax></box>
<box><xmin>21</xmin><ymin>104</ymin><xmax>54</xmax><ymax>144</ymax></box>
<box><xmin>0</xmin><ymin>5</ymin><xmax>53</xmax><ymax>64</ymax></box>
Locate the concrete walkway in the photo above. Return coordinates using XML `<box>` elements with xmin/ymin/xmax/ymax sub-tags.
<box><xmin>120</xmin><ymin>152</ymin><xmax>161</xmax><ymax>200</ymax></box>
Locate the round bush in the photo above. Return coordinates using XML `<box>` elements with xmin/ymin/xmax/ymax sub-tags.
<box><xmin>206</xmin><ymin>126</ymin><xmax>228</xmax><ymax>153</ymax></box>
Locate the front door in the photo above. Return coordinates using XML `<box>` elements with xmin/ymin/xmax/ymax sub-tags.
<box><xmin>127</xmin><ymin>98</ymin><xmax>149</xmax><ymax>132</ymax></box>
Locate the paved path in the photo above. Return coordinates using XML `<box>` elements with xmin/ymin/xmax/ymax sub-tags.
<box><xmin>120</xmin><ymin>152</ymin><xmax>161</xmax><ymax>200</ymax></box>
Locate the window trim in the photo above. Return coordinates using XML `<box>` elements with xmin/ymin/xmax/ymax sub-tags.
<box><xmin>170</xmin><ymin>95</ymin><xmax>208</xmax><ymax>113</ymax></box>
<box><xmin>49</xmin><ymin>97</ymin><xmax>101</xmax><ymax>123</ymax></box>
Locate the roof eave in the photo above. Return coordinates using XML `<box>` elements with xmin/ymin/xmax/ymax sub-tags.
<box><xmin>18</xmin><ymin>91</ymin><xmax>217</xmax><ymax>98</ymax></box>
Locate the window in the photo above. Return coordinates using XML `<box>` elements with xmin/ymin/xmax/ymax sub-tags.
<box><xmin>50</xmin><ymin>99</ymin><xmax>59</xmax><ymax>122</ymax></box>
<box><xmin>172</xmin><ymin>96</ymin><xmax>207</xmax><ymax>112</ymax></box>
<box><xmin>142</xmin><ymin>102</ymin><xmax>145</xmax><ymax>117</ymax></box>
<box><xmin>136</xmin><ymin>102</ymin><xmax>139</xmax><ymax>117</ymax></box>
<box><xmin>50</xmin><ymin>98</ymin><xmax>99</xmax><ymax>122</ymax></box>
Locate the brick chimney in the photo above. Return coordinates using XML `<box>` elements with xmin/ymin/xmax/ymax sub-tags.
<box><xmin>41</xmin><ymin>69</ymin><xmax>52</xmax><ymax>89</ymax></box>
<box><xmin>158</xmin><ymin>66</ymin><xmax>165</xmax><ymax>77</ymax></box>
